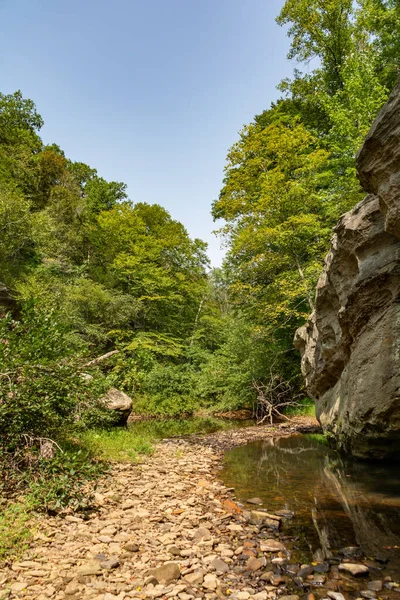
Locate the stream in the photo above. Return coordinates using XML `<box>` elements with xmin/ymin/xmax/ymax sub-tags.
<box><xmin>220</xmin><ymin>433</ymin><xmax>400</xmax><ymax>580</ymax></box>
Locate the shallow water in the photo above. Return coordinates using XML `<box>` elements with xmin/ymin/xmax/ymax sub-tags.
<box><xmin>221</xmin><ymin>434</ymin><xmax>400</xmax><ymax>576</ymax></box>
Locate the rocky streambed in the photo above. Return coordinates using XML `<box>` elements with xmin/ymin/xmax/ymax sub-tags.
<box><xmin>1</xmin><ymin>420</ymin><xmax>399</xmax><ymax>600</ymax></box>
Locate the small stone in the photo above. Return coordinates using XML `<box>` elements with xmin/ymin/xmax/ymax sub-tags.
<box><xmin>65</xmin><ymin>581</ymin><xmax>80</xmax><ymax>595</ymax></box>
<box><xmin>368</xmin><ymin>581</ymin><xmax>383</xmax><ymax>592</ymax></box>
<box><xmin>210</xmin><ymin>558</ymin><xmax>229</xmax><ymax>573</ymax></box>
<box><xmin>123</xmin><ymin>542</ymin><xmax>139</xmax><ymax>552</ymax></box>
<box><xmin>253</xmin><ymin>593</ymin><xmax>268</xmax><ymax>600</ymax></box>
<box><xmin>328</xmin><ymin>593</ymin><xmax>346</xmax><ymax>600</ymax></box>
<box><xmin>10</xmin><ymin>583</ymin><xmax>28</xmax><ymax>592</ymax></box>
<box><xmin>279</xmin><ymin>596</ymin><xmax>299</xmax><ymax>600</ymax></box>
<box><xmin>100</xmin><ymin>556</ymin><xmax>120</xmax><ymax>570</ymax></box>
<box><xmin>227</xmin><ymin>523</ymin><xmax>243</xmax><ymax>532</ymax></box>
<box><xmin>338</xmin><ymin>563</ymin><xmax>369</xmax><ymax>577</ymax></box>
<box><xmin>361</xmin><ymin>592</ymin><xmax>376</xmax><ymax>600</ymax></box>
<box><xmin>246</xmin><ymin>498</ymin><xmax>263</xmax><ymax>505</ymax></box>
<box><xmin>194</xmin><ymin>527</ymin><xmax>212</xmax><ymax>543</ymax></box>
<box><xmin>237</xmin><ymin>593</ymin><xmax>250</xmax><ymax>600</ymax></box>
<box><xmin>99</xmin><ymin>525</ymin><xmax>117</xmax><ymax>536</ymax></box>
<box><xmin>313</xmin><ymin>563</ymin><xmax>329</xmax><ymax>573</ymax></box>
<box><xmin>98</xmin><ymin>535</ymin><xmax>114</xmax><ymax>543</ymax></box>
<box><xmin>147</xmin><ymin>562</ymin><xmax>181</xmax><ymax>584</ymax></box>
<box><xmin>298</xmin><ymin>565</ymin><xmax>313</xmax><ymax>578</ymax></box>
<box><xmin>246</xmin><ymin>556</ymin><xmax>264</xmax><ymax>571</ymax></box>
<box><xmin>184</xmin><ymin>569</ymin><xmax>205</xmax><ymax>585</ymax></box>
<box><xmin>340</xmin><ymin>547</ymin><xmax>363</xmax><ymax>559</ymax></box>
<box><xmin>260</xmin><ymin>540</ymin><xmax>286</xmax><ymax>553</ymax></box>
<box><xmin>77</xmin><ymin>562</ymin><xmax>102</xmax><ymax>576</ymax></box>
<box><xmin>203</xmin><ymin>574</ymin><xmax>217</xmax><ymax>591</ymax></box>
<box><xmin>167</xmin><ymin>545</ymin><xmax>182</xmax><ymax>557</ymax></box>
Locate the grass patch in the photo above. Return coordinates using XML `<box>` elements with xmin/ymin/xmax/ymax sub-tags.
<box><xmin>0</xmin><ymin>502</ymin><xmax>33</xmax><ymax>562</ymax></box>
<box><xmin>81</xmin><ymin>429</ymin><xmax>155</xmax><ymax>462</ymax></box>
<box><xmin>304</xmin><ymin>433</ymin><xmax>328</xmax><ymax>446</ymax></box>
<box><xmin>286</xmin><ymin>397</ymin><xmax>316</xmax><ymax>417</ymax></box>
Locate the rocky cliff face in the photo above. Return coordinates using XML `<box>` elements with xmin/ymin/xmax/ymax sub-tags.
<box><xmin>295</xmin><ymin>82</ymin><xmax>400</xmax><ymax>459</ymax></box>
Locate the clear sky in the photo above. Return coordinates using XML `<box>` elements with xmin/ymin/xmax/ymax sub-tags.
<box><xmin>0</xmin><ymin>0</ymin><xmax>293</xmax><ymax>266</ymax></box>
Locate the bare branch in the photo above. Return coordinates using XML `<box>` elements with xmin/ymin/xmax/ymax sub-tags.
<box><xmin>84</xmin><ymin>350</ymin><xmax>119</xmax><ymax>368</ymax></box>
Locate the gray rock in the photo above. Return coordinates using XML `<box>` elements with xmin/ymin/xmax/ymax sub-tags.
<box><xmin>167</xmin><ymin>544</ymin><xmax>182</xmax><ymax>556</ymax></box>
<box><xmin>101</xmin><ymin>387</ymin><xmax>133</xmax><ymax>425</ymax></box>
<box><xmin>295</xmin><ymin>81</ymin><xmax>400</xmax><ymax>459</ymax></box>
<box><xmin>297</xmin><ymin>565</ymin><xmax>314</xmax><ymax>578</ymax></box>
<box><xmin>147</xmin><ymin>562</ymin><xmax>181</xmax><ymax>584</ymax></box>
<box><xmin>99</xmin><ymin>556</ymin><xmax>120</xmax><ymax>570</ymax></box>
<box><xmin>193</xmin><ymin>527</ymin><xmax>211</xmax><ymax>543</ymax></box>
<box><xmin>210</xmin><ymin>558</ymin><xmax>229</xmax><ymax>573</ymax></box>
<box><xmin>367</xmin><ymin>581</ymin><xmax>383</xmax><ymax>592</ymax></box>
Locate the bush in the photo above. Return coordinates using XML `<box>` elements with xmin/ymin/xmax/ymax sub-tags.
<box><xmin>0</xmin><ymin>306</ymin><xmax>111</xmax><ymax>505</ymax></box>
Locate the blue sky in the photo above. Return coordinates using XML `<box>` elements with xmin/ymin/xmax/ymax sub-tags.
<box><xmin>0</xmin><ymin>0</ymin><xmax>293</xmax><ymax>266</ymax></box>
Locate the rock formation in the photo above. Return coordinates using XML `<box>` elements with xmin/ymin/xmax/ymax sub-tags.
<box><xmin>101</xmin><ymin>387</ymin><xmax>133</xmax><ymax>425</ymax></box>
<box><xmin>295</xmin><ymin>81</ymin><xmax>400</xmax><ymax>459</ymax></box>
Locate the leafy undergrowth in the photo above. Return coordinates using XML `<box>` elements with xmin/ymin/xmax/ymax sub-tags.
<box><xmin>285</xmin><ymin>398</ymin><xmax>316</xmax><ymax>418</ymax></box>
<box><xmin>81</xmin><ymin>429</ymin><xmax>155</xmax><ymax>463</ymax></box>
<box><xmin>0</xmin><ymin>502</ymin><xmax>33</xmax><ymax>563</ymax></box>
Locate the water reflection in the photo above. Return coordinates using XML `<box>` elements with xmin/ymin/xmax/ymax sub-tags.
<box><xmin>221</xmin><ymin>434</ymin><xmax>400</xmax><ymax>569</ymax></box>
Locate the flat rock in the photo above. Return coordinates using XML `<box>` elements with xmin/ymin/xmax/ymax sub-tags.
<box><xmin>193</xmin><ymin>527</ymin><xmax>212</xmax><ymax>542</ymax></box>
<box><xmin>184</xmin><ymin>569</ymin><xmax>205</xmax><ymax>585</ymax></box>
<box><xmin>368</xmin><ymin>581</ymin><xmax>383</xmax><ymax>592</ymax></box>
<box><xmin>147</xmin><ymin>562</ymin><xmax>181</xmax><ymax>584</ymax></box>
<box><xmin>328</xmin><ymin>593</ymin><xmax>346</xmax><ymax>600</ymax></box>
<box><xmin>99</xmin><ymin>556</ymin><xmax>120</xmax><ymax>570</ymax></box>
<box><xmin>210</xmin><ymin>558</ymin><xmax>229</xmax><ymax>573</ymax></box>
<box><xmin>338</xmin><ymin>563</ymin><xmax>369</xmax><ymax>577</ymax></box>
<box><xmin>246</xmin><ymin>556</ymin><xmax>264</xmax><ymax>571</ymax></box>
<box><xmin>260</xmin><ymin>539</ymin><xmax>286</xmax><ymax>552</ymax></box>
<box><xmin>77</xmin><ymin>562</ymin><xmax>102</xmax><ymax>576</ymax></box>
<box><xmin>203</xmin><ymin>573</ymin><xmax>217</xmax><ymax>591</ymax></box>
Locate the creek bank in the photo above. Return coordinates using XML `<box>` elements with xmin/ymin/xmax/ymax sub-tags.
<box><xmin>1</xmin><ymin>421</ymin><xmax>396</xmax><ymax>600</ymax></box>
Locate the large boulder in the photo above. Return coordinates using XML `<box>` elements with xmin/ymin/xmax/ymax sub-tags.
<box><xmin>295</xmin><ymin>82</ymin><xmax>400</xmax><ymax>459</ymax></box>
<box><xmin>101</xmin><ymin>387</ymin><xmax>133</xmax><ymax>425</ymax></box>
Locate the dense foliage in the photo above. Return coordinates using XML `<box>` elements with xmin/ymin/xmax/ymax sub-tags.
<box><xmin>211</xmin><ymin>0</ymin><xmax>400</xmax><ymax>399</ymax></box>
